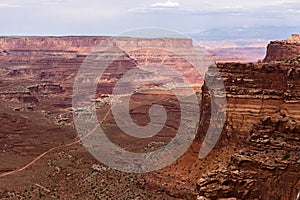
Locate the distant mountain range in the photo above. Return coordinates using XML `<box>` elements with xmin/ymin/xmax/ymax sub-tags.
<box><xmin>188</xmin><ymin>26</ymin><xmax>300</xmax><ymax>41</ymax></box>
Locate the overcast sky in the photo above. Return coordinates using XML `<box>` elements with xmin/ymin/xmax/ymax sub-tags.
<box><xmin>0</xmin><ymin>0</ymin><xmax>299</xmax><ymax>36</ymax></box>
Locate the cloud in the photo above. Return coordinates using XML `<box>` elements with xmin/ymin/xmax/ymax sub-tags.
<box><xmin>128</xmin><ymin>1</ymin><xmax>180</xmax><ymax>13</ymax></box>
<box><xmin>1</xmin><ymin>0</ymin><xmax>299</xmax><ymax>36</ymax></box>
<box><xmin>151</xmin><ymin>1</ymin><xmax>179</xmax><ymax>8</ymax></box>
<box><xmin>0</xmin><ymin>3</ymin><xmax>21</xmax><ymax>8</ymax></box>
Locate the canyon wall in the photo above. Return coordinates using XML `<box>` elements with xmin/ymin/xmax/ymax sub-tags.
<box><xmin>0</xmin><ymin>36</ymin><xmax>192</xmax><ymax>53</ymax></box>
<box><xmin>197</xmin><ymin>59</ymin><xmax>300</xmax><ymax>199</ymax></box>
<box><xmin>0</xmin><ymin>36</ymin><xmax>195</xmax><ymax>103</ymax></box>
<box><xmin>195</xmin><ymin>38</ymin><xmax>300</xmax><ymax>199</ymax></box>
<box><xmin>220</xmin><ymin>61</ymin><xmax>300</xmax><ymax>134</ymax></box>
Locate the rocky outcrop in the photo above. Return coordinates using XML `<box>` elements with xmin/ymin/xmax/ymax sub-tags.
<box><xmin>27</xmin><ymin>83</ymin><xmax>65</xmax><ymax>95</ymax></box>
<box><xmin>264</xmin><ymin>34</ymin><xmax>300</xmax><ymax>62</ymax></box>
<box><xmin>218</xmin><ymin>61</ymin><xmax>300</xmax><ymax>135</ymax></box>
<box><xmin>197</xmin><ymin>111</ymin><xmax>300</xmax><ymax>200</ymax></box>
<box><xmin>196</xmin><ymin>58</ymin><xmax>300</xmax><ymax>199</ymax></box>
<box><xmin>0</xmin><ymin>91</ymin><xmax>38</xmax><ymax>103</ymax></box>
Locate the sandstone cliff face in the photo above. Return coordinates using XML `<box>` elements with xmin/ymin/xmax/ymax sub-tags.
<box><xmin>264</xmin><ymin>40</ymin><xmax>300</xmax><ymax>62</ymax></box>
<box><xmin>197</xmin><ymin>111</ymin><xmax>300</xmax><ymax>200</ymax></box>
<box><xmin>264</xmin><ymin>34</ymin><xmax>300</xmax><ymax>62</ymax></box>
<box><xmin>0</xmin><ymin>36</ymin><xmax>107</xmax><ymax>52</ymax></box>
<box><xmin>0</xmin><ymin>36</ymin><xmax>192</xmax><ymax>53</ymax></box>
<box><xmin>220</xmin><ymin>61</ymin><xmax>300</xmax><ymax>133</ymax></box>
<box><xmin>196</xmin><ymin>57</ymin><xmax>300</xmax><ymax>200</ymax></box>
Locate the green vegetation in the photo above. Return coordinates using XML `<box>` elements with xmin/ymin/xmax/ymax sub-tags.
<box><xmin>283</xmin><ymin>151</ymin><xmax>291</xmax><ymax>160</ymax></box>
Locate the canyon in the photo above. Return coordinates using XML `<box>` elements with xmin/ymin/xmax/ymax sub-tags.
<box><xmin>0</xmin><ymin>36</ymin><xmax>299</xmax><ymax>199</ymax></box>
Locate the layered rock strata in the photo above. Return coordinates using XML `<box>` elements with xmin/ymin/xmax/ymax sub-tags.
<box><xmin>0</xmin><ymin>37</ymin><xmax>299</xmax><ymax>199</ymax></box>
<box><xmin>264</xmin><ymin>34</ymin><xmax>300</xmax><ymax>62</ymax></box>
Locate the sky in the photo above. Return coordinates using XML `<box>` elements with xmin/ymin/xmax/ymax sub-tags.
<box><xmin>0</xmin><ymin>0</ymin><xmax>299</xmax><ymax>36</ymax></box>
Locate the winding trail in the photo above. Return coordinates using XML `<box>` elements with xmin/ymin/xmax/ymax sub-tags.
<box><xmin>0</xmin><ymin>105</ymin><xmax>114</xmax><ymax>178</ymax></box>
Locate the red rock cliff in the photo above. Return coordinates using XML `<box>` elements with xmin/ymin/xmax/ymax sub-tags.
<box><xmin>264</xmin><ymin>34</ymin><xmax>300</xmax><ymax>62</ymax></box>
